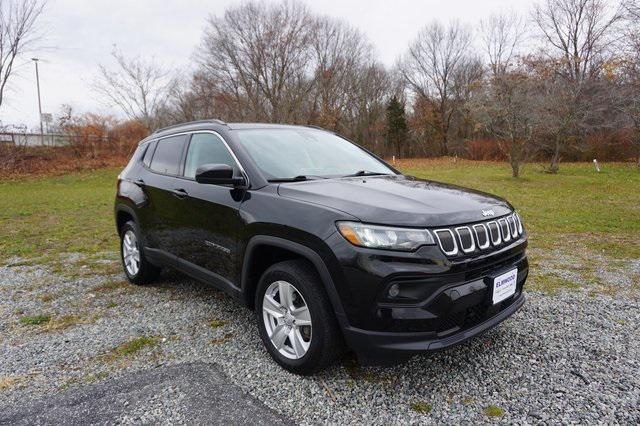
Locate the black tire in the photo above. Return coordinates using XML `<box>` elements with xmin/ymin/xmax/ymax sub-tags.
<box><xmin>255</xmin><ymin>259</ymin><xmax>342</xmax><ymax>375</ymax></box>
<box><xmin>119</xmin><ymin>220</ymin><xmax>161</xmax><ymax>285</ymax></box>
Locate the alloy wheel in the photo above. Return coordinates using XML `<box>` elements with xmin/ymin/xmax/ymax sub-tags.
<box><xmin>262</xmin><ymin>280</ymin><xmax>312</xmax><ymax>359</ymax></box>
<box><xmin>122</xmin><ymin>230</ymin><xmax>141</xmax><ymax>276</ymax></box>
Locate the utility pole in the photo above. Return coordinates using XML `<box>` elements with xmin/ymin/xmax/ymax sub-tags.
<box><xmin>32</xmin><ymin>58</ymin><xmax>44</xmax><ymax>144</ymax></box>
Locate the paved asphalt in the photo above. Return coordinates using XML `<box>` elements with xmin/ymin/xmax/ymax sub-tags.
<box><xmin>0</xmin><ymin>362</ymin><xmax>291</xmax><ymax>425</ymax></box>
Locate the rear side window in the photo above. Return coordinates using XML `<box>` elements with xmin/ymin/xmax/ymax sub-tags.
<box><xmin>184</xmin><ymin>133</ymin><xmax>237</xmax><ymax>179</ymax></box>
<box><xmin>142</xmin><ymin>141</ymin><xmax>156</xmax><ymax>167</ymax></box>
<box><xmin>120</xmin><ymin>145</ymin><xmax>145</xmax><ymax>177</ymax></box>
<box><xmin>149</xmin><ymin>135</ymin><xmax>187</xmax><ymax>175</ymax></box>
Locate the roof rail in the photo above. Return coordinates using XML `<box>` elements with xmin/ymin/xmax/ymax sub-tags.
<box><xmin>303</xmin><ymin>124</ymin><xmax>331</xmax><ymax>132</ymax></box>
<box><xmin>151</xmin><ymin>119</ymin><xmax>227</xmax><ymax>134</ymax></box>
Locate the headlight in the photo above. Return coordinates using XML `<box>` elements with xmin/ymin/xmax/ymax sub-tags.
<box><xmin>336</xmin><ymin>221</ymin><xmax>435</xmax><ymax>251</ymax></box>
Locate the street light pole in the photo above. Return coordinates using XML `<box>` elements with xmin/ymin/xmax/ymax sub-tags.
<box><xmin>32</xmin><ymin>58</ymin><xmax>44</xmax><ymax>143</ymax></box>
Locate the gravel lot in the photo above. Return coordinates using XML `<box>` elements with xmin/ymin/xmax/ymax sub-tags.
<box><xmin>1</xmin><ymin>254</ymin><xmax>639</xmax><ymax>424</ymax></box>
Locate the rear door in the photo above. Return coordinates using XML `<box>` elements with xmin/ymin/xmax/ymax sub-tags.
<box><xmin>141</xmin><ymin>134</ymin><xmax>189</xmax><ymax>256</ymax></box>
<box><xmin>174</xmin><ymin>132</ymin><xmax>245</xmax><ymax>285</ymax></box>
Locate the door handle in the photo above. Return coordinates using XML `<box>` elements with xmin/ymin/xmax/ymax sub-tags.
<box><xmin>170</xmin><ymin>188</ymin><xmax>188</xmax><ymax>199</ymax></box>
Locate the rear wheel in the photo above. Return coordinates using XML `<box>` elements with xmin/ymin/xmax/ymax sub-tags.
<box><xmin>255</xmin><ymin>260</ymin><xmax>341</xmax><ymax>374</ymax></box>
<box><xmin>119</xmin><ymin>220</ymin><xmax>160</xmax><ymax>285</ymax></box>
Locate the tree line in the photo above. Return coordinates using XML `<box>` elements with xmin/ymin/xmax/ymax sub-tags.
<box><xmin>3</xmin><ymin>0</ymin><xmax>640</xmax><ymax>176</ymax></box>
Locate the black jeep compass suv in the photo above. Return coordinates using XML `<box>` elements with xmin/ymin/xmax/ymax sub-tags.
<box><xmin>114</xmin><ymin>120</ymin><xmax>528</xmax><ymax>374</ymax></box>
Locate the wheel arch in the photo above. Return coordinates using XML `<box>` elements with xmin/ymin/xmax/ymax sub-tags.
<box><xmin>115</xmin><ymin>205</ymin><xmax>139</xmax><ymax>235</ymax></box>
<box><xmin>241</xmin><ymin>235</ymin><xmax>349</xmax><ymax>329</ymax></box>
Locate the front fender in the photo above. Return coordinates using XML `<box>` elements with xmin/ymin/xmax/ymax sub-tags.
<box><xmin>240</xmin><ymin>235</ymin><xmax>349</xmax><ymax>330</ymax></box>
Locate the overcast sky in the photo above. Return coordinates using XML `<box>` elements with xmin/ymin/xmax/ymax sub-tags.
<box><xmin>0</xmin><ymin>0</ymin><xmax>533</xmax><ymax>129</ymax></box>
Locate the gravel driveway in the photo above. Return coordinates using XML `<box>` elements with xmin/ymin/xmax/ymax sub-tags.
<box><xmin>1</xmin><ymin>258</ymin><xmax>638</xmax><ymax>424</ymax></box>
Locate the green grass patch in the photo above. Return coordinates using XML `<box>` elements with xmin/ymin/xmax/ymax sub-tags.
<box><xmin>38</xmin><ymin>293</ymin><xmax>56</xmax><ymax>303</ymax></box>
<box><xmin>341</xmin><ymin>359</ymin><xmax>388</xmax><ymax>383</ymax></box>
<box><xmin>84</xmin><ymin>371</ymin><xmax>109</xmax><ymax>383</ymax></box>
<box><xmin>19</xmin><ymin>315</ymin><xmax>50</xmax><ymax>325</ymax></box>
<box><xmin>462</xmin><ymin>396</ymin><xmax>474</xmax><ymax>405</ymax></box>
<box><xmin>0</xmin><ymin>168</ymin><xmax>120</xmax><ymax>263</ymax></box>
<box><xmin>111</xmin><ymin>336</ymin><xmax>159</xmax><ymax>358</ymax></box>
<box><xmin>209</xmin><ymin>319</ymin><xmax>227</xmax><ymax>328</ymax></box>
<box><xmin>44</xmin><ymin>314</ymin><xmax>88</xmax><ymax>331</ymax></box>
<box><xmin>211</xmin><ymin>332</ymin><xmax>234</xmax><ymax>344</ymax></box>
<box><xmin>410</xmin><ymin>401</ymin><xmax>433</xmax><ymax>414</ymax></box>
<box><xmin>92</xmin><ymin>279</ymin><xmax>129</xmax><ymax>293</ymax></box>
<box><xmin>484</xmin><ymin>405</ymin><xmax>505</xmax><ymax>417</ymax></box>
<box><xmin>530</xmin><ymin>273</ymin><xmax>582</xmax><ymax>294</ymax></box>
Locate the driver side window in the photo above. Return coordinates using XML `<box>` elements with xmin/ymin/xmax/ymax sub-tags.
<box><xmin>184</xmin><ymin>133</ymin><xmax>237</xmax><ymax>179</ymax></box>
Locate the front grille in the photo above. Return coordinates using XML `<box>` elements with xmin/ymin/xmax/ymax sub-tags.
<box><xmin>434</xmin><ymin>213</ymin><xmax>524</xmax><ymax>258</ymax></box>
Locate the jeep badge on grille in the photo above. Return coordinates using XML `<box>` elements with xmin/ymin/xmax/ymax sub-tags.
<box><xmin>482</xmin><ymin>209</ymin><xmax>495</xmax><ymax>217</ymax></box>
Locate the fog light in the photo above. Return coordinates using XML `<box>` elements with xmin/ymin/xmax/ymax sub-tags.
<box><xmin>388</xmin><ymin>283</ymin><xmax>400</xmax><ymax>298</ymax></box>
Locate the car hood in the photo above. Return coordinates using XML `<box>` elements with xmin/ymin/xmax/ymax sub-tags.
<box><xmin>277</xmin><ymin>175</ymin><xmax>513</xmax><ymax>227</ymax></box>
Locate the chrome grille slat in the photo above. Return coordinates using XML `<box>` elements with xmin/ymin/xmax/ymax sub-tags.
<box><xmin>498</xmin><ymin>218</ymin><xmax>511</xmax><ymax>242</ymax></box>
<box><xmin>434</xmin><ymin>229</ymin><xmax>458</xmax><ymax>256</ymax></box>
<box><xmin>508</xmin><ymin>215</ymin><xmax>518</xmax><ymax>236</ymax></box>
<box><xmin>487</xmin><ymin>221</ymin><xmax>501</xmax><ymax>245</ymax></box>
<box><xmin>455</xmin><ymin>226</ymin><xmax>475</xmax><ymax>253</ymax></box>
<box><xmin>472</xmin><ymin>224</ymin><xmax>490</xmax><ymax>249</ymax></box>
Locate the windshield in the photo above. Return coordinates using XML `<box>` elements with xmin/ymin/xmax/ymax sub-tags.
<box><xmin>234</xmin><ymin>128</ymin><xmax>395</xmax><ymax>180</ymax></box>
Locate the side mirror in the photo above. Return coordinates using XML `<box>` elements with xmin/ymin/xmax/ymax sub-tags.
<box><xmin>195</xmin><ymin>163</ymin><xmax>245</xmax><ymax>187</ymax></box>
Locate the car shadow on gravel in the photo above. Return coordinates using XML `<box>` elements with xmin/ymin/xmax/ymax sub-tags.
<box><xmin>0</xmin><ymin>362</ymin><xmax>291</xmax><ymax>425</ymax></box>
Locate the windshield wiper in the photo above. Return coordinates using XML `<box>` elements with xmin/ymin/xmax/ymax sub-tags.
<box><xmin>342</xmin><ymin>170</ymin><xmax>391</xmax><ymax>177</ymax></box>
<box><xmin>268</xmin><ymin>175</ymin><xmax>327</xmax><ymax>183</ymax></box>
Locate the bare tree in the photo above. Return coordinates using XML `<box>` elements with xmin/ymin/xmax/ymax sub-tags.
<box><xmin>623</xmin><ymin>1</ymin><xmax>640</xmax><ymax>54</ymax></box>
<box><xmin>474</xmin><ymin>64</ymin><xmax>543</xmax><ymax>177</ymax></box>
<box><xmin>533</xmin><ymin>0</ymin><xmax>624</xmax><ymax>84</ymax></box>
<box><xmin>451</xmin><ymin>56</ymin><xmax>484</xmax><ymax>142</ymax></box>
<box><xmin>612</xmin><ymin>67</ymin><xmax>640</xmax><ymax>166</ymax></box>
<box><xmin>309</xmin><ymin>16</ymin><xmax>372</xmax><ymax>130</ymax></box>
<box><xmin>479</xmin><ymin>12</ymin><xmax>527</xmax><ymax>77</ymax></box>
<box><xmin>531</xmin><ymin>0</ymin><xmax>623</xmax><ymax>171</ymax></box>
<box><xmin>0</xmin><ymin>0</ymin><xmax>45</xmax><ymax>109</ymax></box>
<box><xmin>401</xmin><ymin>20</ymin><xmax>473</xmax><ymax>155</ymax></box>
<box><xmin>93</xmin><ymin>48</ymin><xmax>172</xmax><ymax>130</ymax></box>
<box><xmin>197</xmin><ymin>1</ymin><xmax>314</xmax><ymax>123</ymax></box>
<box><xmin>189</xmin><ymin>1</ymin><xmax>392</xmax><ymax>149</ymax></box>
<box><xmin>613</xmin><ymin>0</ymin><xmax>640</xmax><ymax>165</ymax></box>
<box><xmin>343</xmin><ymin>61</ymin><xmax>391</xmax><ymax>152</ymax></box>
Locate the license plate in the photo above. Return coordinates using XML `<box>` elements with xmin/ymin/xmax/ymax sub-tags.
<box><xmin>492</xmin><ymin>268</ymin><xmax>518</xmax><ymax>304</ymax></box>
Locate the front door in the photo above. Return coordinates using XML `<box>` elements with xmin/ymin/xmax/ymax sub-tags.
<box><xmin>175</xmin><ymin>132</ymin><xmax>246</xmax><ymax>285</ymax></box>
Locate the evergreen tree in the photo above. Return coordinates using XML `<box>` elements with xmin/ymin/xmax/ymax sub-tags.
<box><xmin>385</xmin><ymin>96</ymin><xmax>407</xmax><ymax>157</ymax></box>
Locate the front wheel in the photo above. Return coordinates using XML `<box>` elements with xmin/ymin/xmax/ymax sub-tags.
<box><xmin>255</xmin><ymin>260</ymin><xmax>341</xmax><ymax>375</ymax></box>
<box><xmin>119</xmin><ymin>220</ymin><xmax>160</xmax><ymax>285</ymax></box>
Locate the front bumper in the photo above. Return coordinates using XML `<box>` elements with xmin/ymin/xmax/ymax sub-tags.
<box><xmin>324</xmin><ymin>230</ymin><xmax>529</xmax><ymax>362</ymax></box>
<box><xmin>342</xmin><ymin>292</ymin><xmax>525</xmax><ymax>363</ymax></box>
